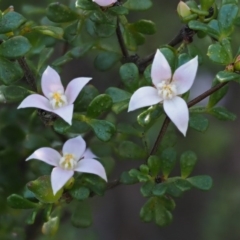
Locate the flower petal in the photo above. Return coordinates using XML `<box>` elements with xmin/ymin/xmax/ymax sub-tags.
<box><xmin>65</xmin><ymin>77</ymin><xmax>92</xmax><ymax>104</ymax></box>
<box><xmin>75</xmin><ymin>159</ymin><xmax>107</xmax><ymax>182</ymax></box>
<box><xmin>41</xmin><ymin>66</ymin><xmax>64</xmax><ymax>98</ymax></box>
<box><xmin>53</xmin><ymin>104</ymin><xmax>74</xmax><ymax>125</ymax></box>
<box><xmin>93</xmin><ymin>0</ymin><xmax>117</xmax><ymax>7</ymax></box>
<box><xmin>172</xmin><ymin>56</ymin><xmax>198</xmax><ymax>94</ymax></box>
<box><xmin>26</xmin><ymin>147</ymin><xmax>61</xmax><ymax>167</ymax></box>
<box><xmin>128</xmin><ymin>87</ymin><xmax>161</xmax><ymax>112</ymax></box>
<box><xmin>83</xmin><ymin>148</ymin><xmax>97</xmax><ymax>159</ymax></box>
<box><xmin>62</xmin><ymin>136</ymin><xmax>86</xmax><ymax>160</ymax></box>
<box><xmin>51</xmin><ymin>167</ymin><xmax>74</xmax><ymax>195</ymax></box>
<box><xmin>151</xmin><ymin>49</ymin><xmax>172</xmax><ymax>87</ymax></box>
<box><xmin>17</xmin><ymin>94</ymin><xmax>52</xmax><ymax>112</ymax></box>
<box><xmin>163</xmin><ymin>96</ymin><xmax>189</xmax><ymax>136</ymax></box>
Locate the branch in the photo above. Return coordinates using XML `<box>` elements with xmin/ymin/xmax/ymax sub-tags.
<box><xmin>116</xmin><ymin>18</ymin><xmax>129</xmax><ymax>59</ymax></box>
<box><xmin>18</xmin><ymin>57</ymin><xmax>37</xmax><ymax>91</ymax></box>
<box><xmin>137</xmin><ymin>25</ymin><xmax>195</xmax><ymax>73</ymax></box>
<box><xmin>149</xmin><ymin>81</ymin><xmax>229</xmax><ymax>155</ymax></box>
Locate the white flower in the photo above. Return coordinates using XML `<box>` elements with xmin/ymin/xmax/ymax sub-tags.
<box><xmin>128</xmin><ymin>49</ymin><xmax>198</xmax><ymax>136</ymax></box>
<box><xmin>18</xmin><ymin>66</ymin><xmax>91</xmax><ymax>125</ymax></box>
<box><xmin>26</xmin><ymin>136</ymin><xmax>107</xmax><ymax>195</ymax></box>
<box><xmin>92</xmin><ymin>0</ymin><xmax>117</xmax><ymax>7</ymax></box>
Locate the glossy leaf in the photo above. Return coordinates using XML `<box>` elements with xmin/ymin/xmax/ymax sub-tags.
<box><xmin>69</xmin><ymin>186</ymin><xmax>90</xmax><ymax>201</ymax></box>
<box><xmin>147</xmin><ymin>155</ymin><xmax>161</xmax><ymax>177</ymax></box>
<box><xmin>118</xmin><ymin>141</ymin><xmax>147</xmax><ymax>159</ymax></box>
<box><xmin>124</xmin><ymin>0</ymin><xmax>153</xmax><ymax>11</ymax></box>
<box><xmin>120</xmin><ymin>171</ymin><xmax>139</xmax><ymax>184</ymax></box>
<box><xmin>87</xmin><ymin>94</ymin><xmax>112</xmax><ymax>118</ymax></box>
<box><xmin>27</xmin><ymin>176</ymin><xmax>63</xmax><ymax>204</ymax></box>
<box><xmin>216</xmin><ymin>71</ymin><xmax>240</xmax><ymax>83</ymax></box>
<box><xmin>187</xmin><ymin>175</ymin><xmax>213</xmax><ymax>190</ymax></box>
<box><xmin>76</xmin><ymin>0</ymin><xmax>98</xmax><ymax>10</ymax></box>
<box><xmin>129</xmin><ymin>20</ymin><xmax>156</xmax><ymax>35</ymax></box>
<box><xmin>189</xmin><ymin>113</ymin><xmax>209</xmax><ymax>132</ymax></box>
<box><xmin>208</xmin><ymin>106</ymin><xmax>236</xmax><ymax>121</ymax></box>
<box><xmin>7</xmin><ymin>194</ymin><xmax>39</xmax><ymax>209</ymax></box>
<box><xmin>0</xmin><ymin>36</ymin><xmax>31</xmax><ymax>59</ymax></box>
<box><xmin>31</xmin><ymin>26</ymin><xmax>64</xmax><ymax>39</ymax></box>
<box><xmin>180</xmin><ymin>151</ymin><xmax>198</xmax><ymax>178</ymax></box>
<box><xmin>160</xmin><ymin>148</ymin><xmax>177</xmax><ymax>178</ymax></box>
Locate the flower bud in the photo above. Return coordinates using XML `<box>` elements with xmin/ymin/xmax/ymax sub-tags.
<box><xmin>177</xmin><ymin>1</ymin><xmax>192</xmax><ymax>19</ymax></box>
<box><xmin>225</xmin><ymin>64</ymin><xmax>234</xmax><ymax>72</ymax></box>
<box><xmin>234</xmin><ymin>56</ymin><xmax>240</xmax><ymax>71</ymax></box>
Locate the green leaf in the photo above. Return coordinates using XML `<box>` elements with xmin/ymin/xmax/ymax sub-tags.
<box><xmin>71</xmin><ymin>201</ymin><xmax>92</xmax><ymax>228</ymax></box>
<box><xmin>118</xmin><ymin>141</ymin><xmax>147</xmax><ymax>159</ymax></box>
<box><xmin>117</xmin><ymin>123</ymin><xmax>142</xmax><ymax>137</ymax></box>
<box><xmin>200</xmin><ymin>0</ymin><xmax>215</xmax><ymax>11</ymax></box>
<box><xmin>0</xmin><ymin>36</ymin><xmax>31</xmax><ymax>58</ymax></box>
<box><xmin>109</xmin><ymin>6</ymin><xmax>129</xmax><ymax>15</ymax></box>
<box><xmin>140</xmin><ymin>197</ymin><xmax>173</xmax><ymax>227</ymax></box>
<box><xmin>152</xmin><ymin>183</ymin><xmax>168</xmax><ymax>196</ymax></box>
<box><xmin>129</xmin><ymin>20</ymin><xmax>156</xmax><ymax>35</ymax></box>
<box><xmin>189</xmin><ymin>113</ymin><xmax>209</xmax><ymax>132</ymax></box>
<box><xmin>26</xmin><ymin>209</ymin><xmax>39</xmax><ymax>225</ymax></box>
<box><xmin>75</xmin><ymin>85</ymin><xmax>99</xmax><ymax>112</ymax></box>
<box><xmin>160</xmin><ymin>148</ymin><xmax>177</xmax><ymax>178</ymax></box>
<box><xmin>88</xmin><ymin>119</ymin><xmax>116</xmax><ymax>142</ymax></box>
<box><xmin>87</xmin><ymin>94</ymin><xmax>112</xmax><ymax>118</ymax></box>
<box><xmin>105</xmin><ymin>87</ymin><xmax>131</xmax><ymax>114</ymax></box>
<box><xmin>180</xmin><ymin>151</ymin><xmax>198</xmax><ymax>178</ymax></box>
<box><xmin>69</xmin><ymin>186</ymin><xmax>90</xmax><ymax>201</ymax></box>
<box><xmin>119</xmin><ymin>63</ymin><xmax>139</xmax><ymax>92</ymax></box>
<box><xmin>120</xmin><ymin>171</ymin><xmax>139</xmax><ymax>184</ymax></box>
<box><xmin>42</xmin><ymin>217</ymin><xmax>59</xmax><ymax>236</ymax></box>
<box><xmin>216</xmin><ymin>71</ymin><xmax>240</xmax><ymax>83</ymax></box>
<box><xmin>207</xmin><ymin>42</ymin><xmax>232</xmax><ymax>65</ymax></box>
<box><xmin>208</xmin><ymin>78</ymin><xmax>229</xmax><ymax>108</ymax></box>
<box><xmin>0</xmin><ymin>85</ymin><xmax>31</xmax><ymax>102</ymax></box>
<box><xmin>124</xmin><ymin>0</ymin><xmax>153</xmax><ymax>11</ymax></box>
<box><xmin>76</xmin><ymin>0</ymin><xmax>98</xmax><ymax>10</ymax></box>
<box><xmin>173</xmin><ymin>178</ymin><xmax>192</xmax><ymax>192</ymax></box>
<box><xmin>27</xmin><ymin>176</ymin><xmax>63</xmax><ymax>203</ymax></box>
<box><xmin>31</xmin><ymin>26</ymin><xmax>64</xmax><ymax>39</ymax></box>
<box><xmin>218</xmin><ymin>3</ymin><xmax>239</xmax><ymax>37</ymax></box>
<box><xmin>188</xmin><ymin>20</ymin><xmax>219</xmax><ymax>39</ymax></box>
<box><xmin>187</xmin><ymin>175</ymin><xmax>213</xmax><ymax>190</ymax></box>
<box><xmin>0</xmin><ymin>12</ymin><xmax>26</xmax><ymax>33</ymax></box>
<box><xmin>137</xmin><ymin>105</ymin><xmax>164</xmax><ymax>128</ymax></box>
<box><xmin>147</xmin><ymin>155</ymin><xmax>161</xmax><ymax>177</ymax></box>
<box><xmin>54</xmin><ymin>118</ymin><xmax>89</xmax><ymax>135</ymax></box>
<box><xmin>0</xmin><ymin>59</ymin><xmax>24</xmax><ymax>84</ymax></box>
<box><xmin>208</xmin><ymin>106</ymin><xmax>236</xmax><ymax>121</ymax></box>
<box><xmin>82</xmin><ymin>174</ymin><xmax>107</xmax><ymax>196</ymax></box>
<box><xmin>141</xmin><ymin>181</ymin><xmax>155</xmax><ymax>197</ymax></box>
<box><xmin>7</xmin><ymin>194</ymin><xmax>39</xmax><ymax>209</ymax></box>
<box><xmin>46</xmin><ymin>3</ymin><xmax>79</xmax><ymax>23</ymax></box>
<box><xmin>166</xmin><ymin>182</ymin><xmax>183</xmax><ymax>197</ymax></box>
<box><xmin>94</xmin><ymin>51</ymin><xmax>121</xmax><ymax>71</ymax></box>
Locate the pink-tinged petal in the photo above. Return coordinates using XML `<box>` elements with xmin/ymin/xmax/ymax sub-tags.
<box><xmin>17</xmin><ymin>94</ymin><xmax>52</xmax><ymax>112</ymax></box>
<box><xmin>173</xmin><ymin>56</ymin><xmax>198</xmax><ymax>94</ymax></box>
<box><xmin>51</xmin><ymin>167</ymin><xmax>74</xmax><ymax>195</ymax></box>
<box><xmin>93</xmin><ymin>0</ymin><xmax>117</xmax><ymax>7</ymax></box>
<box><xmin>65</xmin><ymin>77</ymin><xmax>92</xmax><ymax>104</ymax></box>
<box><xmin>26</xmin><ymin>147</ymin><xmax>61</xmax><ymax>167</ymax></box>
<box><xmin>75</xmin><ymin>159</ymin><xmax>107</xmax><ymax>181</ymax></box>
<box><xmin>41</xmin><ymin>66</ymin><xmax>64</xmax><ymax>98</ymax></box>
<box><xmin>83</xmin><ymin>148</ymin><xmax>97</xmax><ymax>159</ymax></box>
<box><xmin>53</xmin><ymin>104</ymin><xmax>74</xmax><ymax>125</ymax></box>
<box><xmin>128</xmin><ymin>87</ymin><xmax>162</xmax><ymax>112</ymax></box>
<box><xmin>62</xmin><ymin>136</ymin><xmax>86</xmax><ymax>160</ymax></box>
<box><xmin>163</xmin><ymin>96</ymin><xmax>189</xmax><ymax>136</ymax></box>
<box><xmin>151</xmin><ymin>49</ymin><xmax>172</xmax><ymax>87</ymax></box>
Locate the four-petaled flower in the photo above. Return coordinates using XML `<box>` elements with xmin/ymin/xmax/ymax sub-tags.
<box><xmin>92</xmin><ymin>0</ymin><xmax>117</xmax><ymax>7</ymax></box>
<box><xmin>128</xmin><ymin>49</ymin><xmax>198</xmax><ymax>136</ymax></box>
<box><xmin>18</xmin><ymin>66</ymin><xmax>91</xmax><ymax>125</ymax></box>
<box><xmin>26</xmin><ymin>136</ymin><xmax>107</xmax><ymax>195</ymax></box>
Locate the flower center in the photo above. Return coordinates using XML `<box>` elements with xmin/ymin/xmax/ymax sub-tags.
<box><xmin>49</xmin><ymin>90</ymin><xmax>67</xmax><ymax>109</ymax></box>
<box><xmin>157</xmin><ymin>81</ymin><xmax>177</xmax><ymax>100</ymax></box>
<box><xmin>59</xmin><ymin>153</ymin><xmax>76</xmax><ymax>170</ymax></box>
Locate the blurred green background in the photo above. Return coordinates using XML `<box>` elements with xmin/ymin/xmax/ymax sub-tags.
<box><xmin>1</xmin><ymin>0</ymin><xmax>240</xmax><ymax>239</ymax></box>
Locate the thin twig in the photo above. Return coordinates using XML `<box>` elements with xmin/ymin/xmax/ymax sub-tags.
<box><xmin>116</xmin><ymin>18</ymin><xmax>129</xmax><ymax>59</ymax></box>
<box><xmin>18</xmin><ymin>57</ymin><xmax>37</xmax><ymax>91</ymax></box>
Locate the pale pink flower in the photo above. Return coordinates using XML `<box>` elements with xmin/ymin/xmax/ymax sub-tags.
<box><xmin>26</xmin><ymin>136</ymin><xmax>107</xmax><ymax>195</ymax></box>
<box><xmin>18</xmin><ymin>66</ymin><xmax>91</xmax><ymax>125</ymax></box>
<box><xmin>93</xmin><ymin>0</ymin><xmax>117</xmax><ymax>7</ymax></box>
<box><xmin>128</xmin><ymin>50</ymin><xmax>198</xmax><ymax>136</ymax></box>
